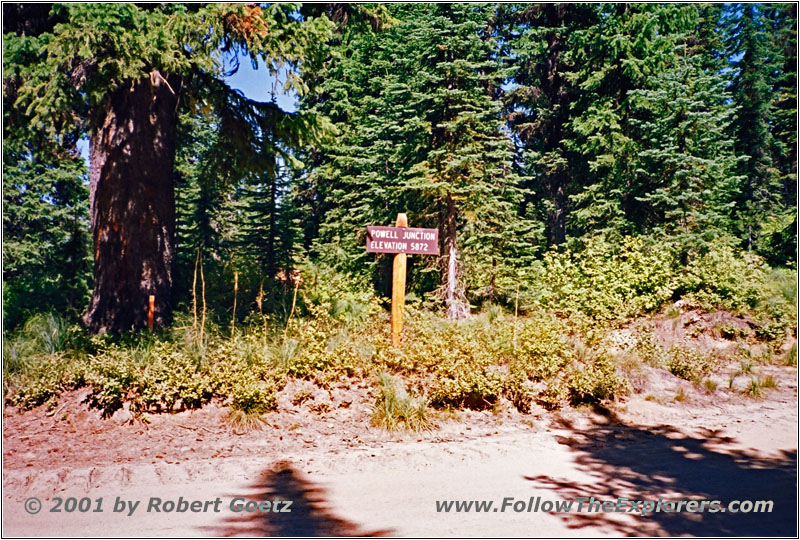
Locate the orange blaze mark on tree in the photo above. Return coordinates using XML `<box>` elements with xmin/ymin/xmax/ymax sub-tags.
<box><xmin>148</xmin><ymin>295</ymin><xmax>155</xmax><ymax>331</ymax></box>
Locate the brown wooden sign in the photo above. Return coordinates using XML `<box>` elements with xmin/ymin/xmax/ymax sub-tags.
<box><xmin>366</xmin><ymin>226</ymin><xmax>439</xmax><ymax>255</ymax></box>
<box><xmin>366</xmin><ymin>216</ymin><xmax>439</xmax><ymax>346</ymax></box>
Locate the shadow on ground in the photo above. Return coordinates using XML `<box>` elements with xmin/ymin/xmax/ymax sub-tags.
<box><xmin>529</xmin><ymin>406</ymin><xmax>797</xmax><ymax>536</ymax></box>
<box><xmin>201</xmin><ymin>461</ymin><xmax>393</xmax><ymax>537</ymax></box>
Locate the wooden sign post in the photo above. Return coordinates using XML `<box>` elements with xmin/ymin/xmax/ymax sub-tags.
<box><xmin>391</xmin><ymin>214</ymin><xmax>408</xmax><ymax>346</ymax></box>
<box><xmin>366</xmin><ymin>214</ymin><xmax>438</xmax><ymax>346</ymax></box>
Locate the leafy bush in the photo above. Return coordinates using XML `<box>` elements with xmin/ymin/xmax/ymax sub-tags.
<box><xmin>541</xmin><ymin>236</ymin><xmax>675</xmax><ymax>322</ymax></box>
<box><xmin>567</xmin><ymin>355</ymin><xmax>627</xmax><ymax>405</ymax></box>
<box><xmin>3</xmin><ymin>313</ymin><xmax>86</xmax><ymax>408</ymax></box>
<box><xmin>677</xmin><ymin>241</ymin><xmax>766</xmax><ymax>312</ymax></box>
<box><xmin>283</xmin><ymin>315</ymin><xmax>371</xmax><ymax>381</ymax></box>
<box><xmin>393</xmin><ymin>309</ymin><xmax>571</xmax><ymax>411</ymax></box>
<box><xmin>632</xmin><ymin>333</ymin><xmax>669</xmax><ymax>368</ymax></box>
<box><xmin>666</xmin><ymin>346</ymin><xmax>712</xmax><ymax>383</ymax></box>
<box><xmin>4</xmin><ymin>238</ymin><xmax>792</xmax><ymax>419</ymax></box>
<box><xmin>4</xmin><ymin>352</ymin><xmax>77</xmax><ymax>409</ymax></box>
<box><xmin>231</xmin><ymin>379</ymin><xmax>277</xmax><ymax>415</ymax></box>
<box><xmin>535</xmin><ymin>235</ymin><xmax>794</xmax><ymax>339</ymax></box>
<box><xmin>502</xmin><ymin>367</ymin><xmax>535</xmax><ymax>413</ymax></box>
<box><xmin>513</xmin><ymin>317</ymin><xmax>570</xmax><ymax>380</ymax></box>
<box><xmin>299</xmin><ymin>260</ymin><xmax>381</xmax><ymax>325</ymax></box>
<box><xmin>428</xmin><ymin>361</ymin><xmax>505</xmax><ymax>410</ymax></box>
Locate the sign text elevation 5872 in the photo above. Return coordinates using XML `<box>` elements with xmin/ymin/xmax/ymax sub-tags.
<box><xmin>366</xmin><ymin>226</ymin><xmax>439</xmax><ymax>255</ymax></box>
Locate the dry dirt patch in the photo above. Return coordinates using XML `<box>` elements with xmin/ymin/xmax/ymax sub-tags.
<box><xmin>3</xmin><ymin>356</ymin><xmax>797</xmax><ymax>537</ymax></box>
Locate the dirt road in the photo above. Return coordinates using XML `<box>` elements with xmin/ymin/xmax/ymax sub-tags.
<box><xmin>3</xmin><ymin>368</ymin><xmax>797</xmax><ymax>537</ymax></box>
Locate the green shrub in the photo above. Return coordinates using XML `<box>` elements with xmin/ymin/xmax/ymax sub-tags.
<box><xmin>65</xmin><ymin>327</ymin><xmax>283</xmax><ymax>415</ymax></box>
<box><xmin>226</xmin><ymin>378</ymin><xmax>276</xmax><ymax>432</ymax></box>
<box><xmin>299</xmin><ymin>260</ymin><xmax>381</xmax><ymax>325</ymax></box>
<box><xmin>3</xmin><ymin>313</ymin><xmax>87</xmax><ymax>408</ymax></box>
<box><xmin>80</xmin><ymin>347</ymin><xmax>147</xmax><ymax>412</ymax></box>
<box><xmin>666</xmin><ymin>347</ymin><xmax>711</xmax><ymax>383</ymax></box>
<box><xmin>538</xmin><ymin>378</ymin><xmax>568</xmax><ymax>410</ymax></box>
<box><xmin>677</xmin><ymin>242</ymin><xmax>766</xmax><ymax>312</ymax></box>
<box><xmin>428</xmin><ymin>360</ymin><xmax>504</xmax><ymax>410</ymax></box>
<box><xmin>502</xmin><ymin>367</ymin><xmax>535</xmax><ymax>413</ymax></box>
<box><xmin>786</xmin><ymin>343</ymin><xmax>797</xmax><ymax>367</ymax></box>
<box><xmin>632</xmin><ymin>333</ymin><xmax>668</xmax><ymax>368</ymax></box>
<box><xmin>4</xmin><ymin>352</ymin><xmax>77</xmax><ymax>409</ymax></box>
<box><xmin>537</xmin><ymin>235</ymin><xmax>792</xmax><ymax>334</ymax></box>
<box><xmin>3</xmin><ymin>313</ymin><xmax>77</xmax><ymax>359</ymax></box>
<box><xmin>566</xmin><ymin>355</ymin><xmax>627</xmax><ymax>405</ymax></box>
<box><xmin>714</xmin><ymin>323</ymin><xmax>748</xmax><ymax>340</ymax></box>
<box><xmin>754</xmin><ymin>322</ymin><xmax>788</xmax><ymax>347</ymax></box>
<box><xmin>744</xmin><ymin>378</ymin><xmax>762</xmax><ymax>398</ymax></box>
<box><xmin>231</xmin><ymin>379</ymin><xmax>277</xmax><ymax>415</ymax></box>
<box><xmin>541</xmin><ymin>236</ymin><xmax>675</xmax><ymax>322</ymax></box>
<box><xmin>513</xmin><ymin>317</ymin><xmax>570</xmax><ymax>380</ymax></box>
<box><xmin>761</xmin><ymin>375</ymin><xmax>777</xmax><ymax>389</ymax></box>
<box><xmin>758</xmin><ymin>267</ymin><xmax>797</xmax><ymax>327</ymax></box>
<box><xmin>282</xmin><ymin>304</ymin><xmax>376</xmax><ymax>381</ymax></box>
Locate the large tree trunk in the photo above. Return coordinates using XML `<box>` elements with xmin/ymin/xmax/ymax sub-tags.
<box><xmin>541</xmin><ymin>4</ymin><xmax>568</xmax><ymax>248</ymax></box>
<box><xmin>545</xmin><ymin>174</ymin><xmax>567</xmax><ymax>248</ymax></box>
<box><xmin>83</xmin><ymin>74</ymin><xmax>181</xmax><ymax>333</ymax></box>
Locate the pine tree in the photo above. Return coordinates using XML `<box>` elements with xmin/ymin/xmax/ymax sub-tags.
<box><xmin>627</xmin><ymin>52</ymin><xmax>741</xmax><ymax>247</ymax></box>
<box><xmin>724</xmin><ymin>3</ymin><xmax>784</xmax><ymax>252</ymax></box>
<box><xmin>565</xmin><ymin>3</ymin><xmax>696</xmax><ymax>238</ymax></box>
<box><xmin>308</xmin><ymin>4</ymin><xmax>535</xmax><ymax>316</ymax></box>
<box><xmin>2</xmin><ymin>136</ymin><xmax>91</xmax><ymax>328</ymax></box>
<box><xmin>764</xmin><ymin>3</ymin><xmax>797</xmax><ymax>206</ymax></box>
<box><xmin>500</xmin><ymin>3</ymin><xmax>599</xmax><ymax>248</ymax></box>
<box><xmin>4</xmin><ymin>4</ymin><xmax>334</xmax><ymax>333</ymax></box>
<box><xmin>237</xmin><ymin>163</ymin><xmax>304</xmax><ymax>307</ymax></box>
<box><xmin>3</xmin><ymin>4</ymin><xmax>92</xmax><ymax>328</ymax></box>
<box><xmin>761</xmin><ymin>3</ymin><xmax>797</xmax><ymax>266</ymax></box>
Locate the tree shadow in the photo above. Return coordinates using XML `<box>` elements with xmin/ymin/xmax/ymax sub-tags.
<box><xmin>528</xmin><ymin>407</ymin><xmax>797</xmax><ymax>536</ymax></box>
<box><xmin>201</xmin><ymin>462</ymin><xmax>394</xmax><ymax>537</ymax></box>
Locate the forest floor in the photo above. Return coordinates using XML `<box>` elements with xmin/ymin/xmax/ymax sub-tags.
<box><xmin>2</xmin><ymin>313</ymin><xmax>798</xmax><ymax>537</ymax></box>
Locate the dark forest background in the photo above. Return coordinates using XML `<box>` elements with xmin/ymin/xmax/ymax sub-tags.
<box><xmin>4</xmin><ymin>3</ymin><xmax>796</xmax><ymax>330</ymax></box>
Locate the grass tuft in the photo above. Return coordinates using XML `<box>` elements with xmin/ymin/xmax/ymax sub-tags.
<box><xmin>226</xmin><ymin>409</ymin><xmax>267</xmax><ymax>432</ymax></box>
<box><xmin>744</xmin><ymin>378</ymin><xmax>762</xmax><ymax>398</ymax></box>
<box><xmin>761</xmin><ymin>375</ymin><xmax>778</xmax><ymax>389</ymax></box>
<box><xmin>786</xmin><ymin>344</ymin><xmax>797</xmax><ymax>367</ymax></box>
<box><xmin>371</xmin><ymin>373</ymin><xmax>431</xmax><ymax>432</ymax></box>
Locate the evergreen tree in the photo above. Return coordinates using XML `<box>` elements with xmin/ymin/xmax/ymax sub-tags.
<box><xmin>3</xmin><ymin>4</ymin><xmax>91</xmax><ymax>328</ymax></box>
<box><xmin>724</xmin><ymin>3</ymin><xmax>784</xmax><ymax>252</ymax></box>
<box><xmin>308</xmin><ymin>3</ymin><xmax>535</xmax><ymax>316</ymax></box>
<box><xmin>761</xmin><ymin>3</ymin><xmax>797</xmax><ymax>266</ymax></box>
<box><xmin>238</xmin><ymin>163</ymin><xmax>305</xmax><ymax>307</ymax></box>
<box><xmin>566</xmin><ymin>3</ymin><xmax>696</xmax><ymax>238</ymax></box>
<box><xmin>627</xmin><ymin>53</ymin><xmax>741</xmax><ymax>247</ymax></box>
<box><xmin>2</xmin><ymin>137</ymin><xmax>91</xmax><ymax>328</ymax></box>
<box><xmin>4</xmin><ymin>3</ymin><xmax>334</xmax><ymax>333</ymax></box>
<box><xmin>764</xmin><ymin>3</ymin><xmax>797</xmax><ymax>206</ymax></box>
<box><xmin>500</xmin><ymin>3</ymin><xmax>599</xmax><ymax>248</ymax></box>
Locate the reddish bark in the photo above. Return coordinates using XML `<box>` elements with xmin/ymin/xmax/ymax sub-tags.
<box><xmin>83</xmin><ymin>74</ymin><xmax>181</xmax><ymax>333</ymax></box>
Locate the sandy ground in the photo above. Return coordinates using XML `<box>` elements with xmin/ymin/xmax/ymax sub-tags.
<box><xmin>3</xmin><ymin>364</ymin><xmax>797</xmax><ymax>537</ymax></box>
